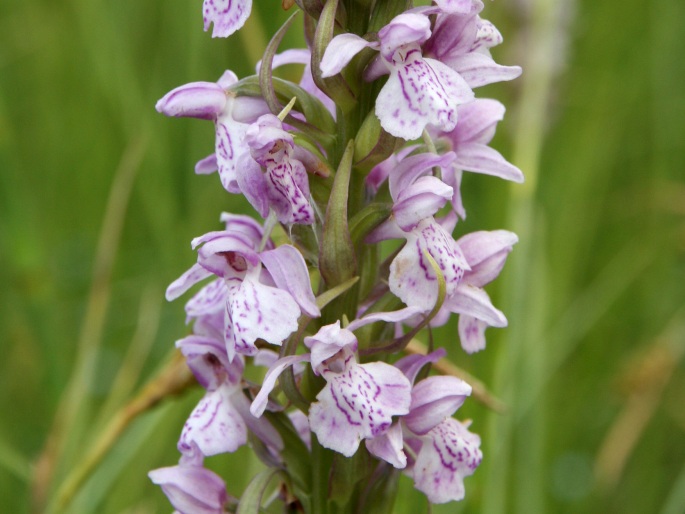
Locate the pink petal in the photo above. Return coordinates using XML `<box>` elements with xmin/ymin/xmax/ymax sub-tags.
<box><xmin>260</xmin><ymin>245</ymin><xmax>320</xmax><ymax>318</ymax></box>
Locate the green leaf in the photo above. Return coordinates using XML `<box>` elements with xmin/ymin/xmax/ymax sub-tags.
<box><xmin>329</xmin><ymin>449</ymin><xmax>370</xmax><ymax>506</ymax></box>
<box><xmin>353</xmin><ymin>110</ymin><xmax>398</xmax><ymax>171</ymax></box>
<box><xmin>349</xmin><ymin>202</ymin><xmax>392</xmax><ymax>246</ymax></box>
<box><xmin>315</xmin><ymin>276</ymin><xmax>360</xmax><ymax>310</ymax></box>
<box><xmin>356</xmin><ymin>466</ymin><xmax>401</xmax><ymax>514</ymax></box>
<box><xmin>237</xmin><ymin>468</ymin><xmax>287</xmax><ymax>514</ymax></box>
<box><xmin>263</xmin><ymin>412</ymin><xmax>312</xmax><ymax>497</ymax></box>
<box><xmin>319</xmin><ymin>140</ymin><xmax>357</xmax><ymax>286</ymax></box>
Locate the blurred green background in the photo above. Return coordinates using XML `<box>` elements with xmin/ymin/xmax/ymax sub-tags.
<box><xmin>1</xmin><ymin>0</ymin><xmax>684</xmax><ymax>512</ymax></box>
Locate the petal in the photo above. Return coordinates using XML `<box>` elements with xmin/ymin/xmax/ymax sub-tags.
<box><xmin>405</xmin><ymin>376</ymin><xmax>471</xmax><ymax>434</ymax></box>
<box><xmin>394</xmin><ymin>348</ymin><xmax>447</xmax><ymax>384</ymax></box>
<box><xmin>215</xmin><ymin>108</ymin><xmax>249</xmax><ymax>193</ymax></box>
<box><xmin>445</xmin><ymin>284</ymin><xmax>507</xmax><ymax>327</ymax></box>
<box><xmin>389</xmin><ymin>219</ymin><xmax>468</xmax><ymax>308</ymax></box>
<box><xmin>320</xmin><ymin>33</ymin><xmax>375</xmax><ymax>78</ymax></box>
<box><xmin>185</xmin><ymin>278</ymin><xmax>228</xmax><ymax>319</ymax></box>
<box><xmin>179</xmin><ymin>384</ymin><xmax>247</xmax><ymax>456</ymax></box>
<box><xmin>450</xmin><ymin>98</ymin><xmax>505</xmax><ymax>144</ymax></box>
<box><xmin>309</xmin><ymin>361</ymin><xmax>411</xmax><ymax>456</ymax></box>
<box><xmin>250</xmin><ymin>354</ymin><xmax>311</xmax><ymax>417</ymax></box>
<box><xmin>219</xmin><ymin>213</ymin><xmax>267</xmax><ymax>246</ymax></box>
<box><xmin>389</xmin><ymin>151</ymin><xmax>456</xmax><ymax>201</ymax></box>
<box><xmin>202</xmin><ymin>0</ymin><xmax>252</xmax><ymax>38</ymax></box>
<box><xmin>266</xmin><ymin>158</ymin><xmax>314</xmax><ymax>225</ymax></box>
<box><xmin>346</xmin><ymin>305</ymin><xmax>425</xmax><ymax>332</ymax></box>
<box><xmin>454</xmin><ymin>143</ymin><xmax>524</xmax><ymax>182</ymax></box>
<box><xmin>458</xmin><ymin>314</ymin><xmax>488</xmax><ymax>353</ymax></box>
<box><xmin>167</xmin><ymin>263</ymin><xmax>213</xmax><ymax>301</ymax></box>
<box><xmin>260</xmin><ymin>244</ymin><xmax>320</xmax><ymax>318</ymax></box>
<box><xmin>235</xmin><ymin>154</ymin><xmax>270</xmax><ymax>219</ymax></box>
<box><xmin>156</xmin><ymin>82</ymin><xmax>227</xmax><ymax>120</ymax></box>
<box><xmin>378</xmin><ymin>14</ymin><xmax>432</xmax><ymax>58</ymax></box>
<box><xmin>195</xmin><ymin>153</ymin><xmax>218</xmax><ymax>175</ymax></box>
<box><xmin>393</xmin><ymin>176</ymin><xmax>454</xmax><ymax>231</ymax></box>
<box><xmin>433</xmin><ymin>0</ymin><xmax>479</xmax><ymax>14</ymax></box>
<box><xmin>447</xmin><ymin>52</ymin><xmax>522</xmax><ymax>88</ymax></box>
<box><xmin>457</xmin><ymin>229</ymin><xmax>517</xmax><ymax>286</ymax></box>
<box><xmin>366</xmin><ymin>422</ymin><xmax>407</xmax><ymax>469</ymax></box>
<box><xmin>443</xmin><ymin>167</ymin><xmax>466</xmax><ymax>219</ymax></box>
<box><xmin>149</xmin><ymin>464</ymin><xmax>228</xmax><ymax>514</ymax></box>
<box><xmin>376</xmin><ymin>55</ymin><xmax>474</xmax><ymax>140</ymax></box>
<box><xmin>176</xmin><ymin>334</ymin><xmax>236</xmax><ymax>389</ymax></box>
<box><xmin>412</xmin><ymin>418</ymin><xmax>482</xmax><ymax>503</ymax></box>
<box><xmin>225</xmin><ymin>270</ymin><xmax>301</xmax><ymax>359</ymax></box>
<box><xmin>304</xmin><ymin>322</ymin><xmax>358</xmax><ymax>372</ymax></box>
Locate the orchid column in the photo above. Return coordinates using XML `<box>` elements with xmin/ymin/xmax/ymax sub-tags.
<box><xmin>150</xmin><ymin>0</ymin><xmax>522</xmax><ymax>512</ymax></box>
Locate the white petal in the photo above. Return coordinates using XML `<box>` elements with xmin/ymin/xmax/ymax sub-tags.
<box><xmin>309</xmin><ymin>361</ymin><xmax>411</xmax><ymax>457</ymax></box>
<box><xmin>412</xmin><ymin>418</ymin><xmax>482</xmax><ymax>503</ymax></box>
<box><xmin>179</xmin><ymin>384</ymin><xmax>247</xmax><ymax>456</ymax></box>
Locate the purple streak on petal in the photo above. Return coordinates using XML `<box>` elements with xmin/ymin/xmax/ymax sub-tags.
<box><xmin>389</xmin><ymin>219</ymin><xmax>468</xmax><ymax>308</ymax></box>
<box><xmin>203</xmin><ymin>0</ymin><xmax>252</xmax><ymax>38</ymax></box>
<box><xmin>215</xmin><ymin>108</ymin><xmax>249</xmax><ymax>193</ymax></box>
<box><xmin>376</xmin><ymin>52</ymin><xmax>473</xmax><ymax>140</ymax></box>
<box><xmin>260</xmin><ymin>245</ymin><xmax>320</xmax><ymax>318</ymax></box>
<box><xmin>309</xmin><ymin>361</ymin><xmax>411</xmax><ymax>456</ymax></box>
<box><xmin>226</xmin><ymin>269</ymin><xmax>301</xmax><ymax>357</ymax></box>
<box><xmin>412</xmin><ymin>418</ymin><xmax>482</xmax><ymax>503</ymax></box>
